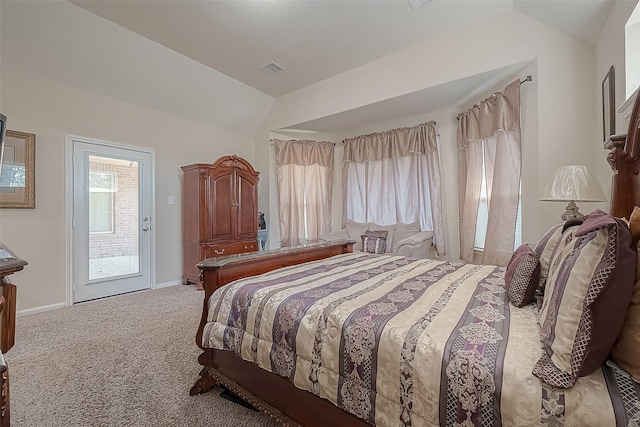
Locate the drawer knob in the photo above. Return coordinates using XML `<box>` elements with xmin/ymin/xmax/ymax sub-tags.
<box><xmin>214</xmin><ymin>249</ymin><xmax>225</xmax><ymax>255</ymax></box>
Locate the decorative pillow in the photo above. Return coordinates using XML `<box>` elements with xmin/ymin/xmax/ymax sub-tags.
<box><xmin>610</xmin><ymin>240</ymin><xmax>640</xmax><ymax>382</ymax></box>
<box><xmin>533</xmin><ymin>223</ymin><xmax>564</xmax><ymax>289</ymax></box>
<box><xmin>346</xmin><ymin>220</ymin><xmax>370</xmax><ymax>252</ymax></box>
<box><xmin>392</xmin><ymin>221</ymin><xmax>420</xmax><ymax>251</ymax></box>
<box><xmin>534</xmin><ymin>220</ymin><xmax>583</xmax><ymax>291</ymax></box>
<box><xmin>504</xmin><ymin>244</ymin><xmax>541</xmax><ymax>307</ymax></box>
<box><xmin>361</xmin><ymin>230</ymin><xmax>388</xmax><ymax>254</ymax></box>
<box><xmin>368</xmin><ymin>223</ymin><xmax>397</xmax><ymax>253</ymax></box>
<box><xmin>533</xmin><ymin>210</ymin><xmax>637</xmax><ymax>388</ymax></box>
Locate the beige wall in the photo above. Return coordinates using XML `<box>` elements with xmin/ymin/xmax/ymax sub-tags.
<box><xmin>0</xmin><ymin>66</ymin><xmax>257</xmax><ymax>311</ymax></box>
<box><xmin>0</xmin><ymin>1</ymin><xmax>274</xmax><ymax>312</ymax></box>
<box><xmin>595</xmin><ymin>1</ymin><xmax>639</xmax><ymax>200</ymax></box>
<box><xmin>256</xmin><ymin>10</ymin><xmax>612</xmax><ymax>261</ymax></box>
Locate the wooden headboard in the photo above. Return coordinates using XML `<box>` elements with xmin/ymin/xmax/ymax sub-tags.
<box><xmin>608</xmin><ymin>91</ymin><xmax>640</xmax><ymax>219</ymax></box>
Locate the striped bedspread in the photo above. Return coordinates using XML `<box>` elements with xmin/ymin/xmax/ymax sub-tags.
<box><xmin>202</xmin><ymin>253</ymin><xmax>640</xmax><ymax>426</ymax></box>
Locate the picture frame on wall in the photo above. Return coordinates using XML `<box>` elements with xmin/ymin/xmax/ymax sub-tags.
<box><xmin>0</xmin><ymin>130</ymin><xmax>35</xmax><ymax>208</ymax></box>
<box><xmin>602</xmin><ymin>65</ymin><xmax>615</xmax><ymax>144</ymax></box>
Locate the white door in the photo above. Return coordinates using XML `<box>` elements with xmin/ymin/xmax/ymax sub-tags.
<box><xmin>71</xmin><ymin>139</ymin><xmax>153</xmax><ymax>303</ymax></box>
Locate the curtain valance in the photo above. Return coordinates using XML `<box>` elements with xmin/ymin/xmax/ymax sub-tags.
<box><xmin>456</xmin><ymin>80</ymin><xmax>520</xmax><ymax>147</ymax></box>
<box><xmin>343</xmin><ymin>121</ymin><xmax>437</xmax><ymax>163</ymax></box>
<box><xmin>273</xmin><ymin>139</ymin><xmax>334</xmax><ymax>167</ymax></box>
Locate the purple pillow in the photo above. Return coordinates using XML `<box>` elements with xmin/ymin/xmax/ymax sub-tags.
<box><xmin>505</xmin><ymin>244</ymin><xmax>541</xmax><ymax>307</ymax></box>
<box><xmin>361</xmin><ymin>230</ymin><xmax>388</xmax><ymax>254</ymax></box>
<box><xmin>534</xmin><ymin>210</ymin><xmax>637</xmax><ymax>388</ymax></box>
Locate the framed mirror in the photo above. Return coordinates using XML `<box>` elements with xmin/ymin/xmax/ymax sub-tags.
<box><xmin>602</xmin><ymin>65</ymin><xmax>616</xmax><ymax>144</ymax></box>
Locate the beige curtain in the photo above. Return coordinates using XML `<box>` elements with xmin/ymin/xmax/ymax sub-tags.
<box><xmin>456</xmin><ymin>79</ymin><xmax>521</xmax><ymax>266</ymax></box>
<box><xmin>343</xmin><ymin>121</ymin><xmax>445</xmax><ymax>256</ymax></box>
<box><xmin>273</xmin><ymin>139</ymin><xmax>334</xmax><ymax>247</ymax></box>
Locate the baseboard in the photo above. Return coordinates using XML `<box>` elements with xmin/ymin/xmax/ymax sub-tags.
<box><xmin>17</xmin><ymin>302</ymin><xmax>66</xmax><ymax>317</ymax></box>
<box><xmin>19</xmin><ymin>282</ymin><xmax>182</xmax><ymax>315</ymax></box>
<box><xmin>153</xmin><ymin>279</ymin><xmax>182</xmax><ymax>289</ymax></box>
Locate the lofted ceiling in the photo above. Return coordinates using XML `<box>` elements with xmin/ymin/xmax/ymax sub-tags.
<box><xmin>71</xmin><ymin>0</ymin><xmax>616</xmax><ymax>99</ymax></box>
<box><xmin>1</xmin><ymin>1</ymin><xmax>619</xmax><ymax>134</ymax></box>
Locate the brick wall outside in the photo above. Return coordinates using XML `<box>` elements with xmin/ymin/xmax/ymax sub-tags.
<box><xmin>89</xmin><ymin>159</ymin><xmax>140</xmax><ymax>260</ymax></box>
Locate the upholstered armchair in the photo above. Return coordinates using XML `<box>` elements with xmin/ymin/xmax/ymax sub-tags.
<box><xmin>319</xmin><ymin>220</ymin><xmax>434</xmax><ymax>259</ymax></box>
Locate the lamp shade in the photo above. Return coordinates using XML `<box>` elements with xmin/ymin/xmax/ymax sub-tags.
<box><xmin>540</xmin><ymin>165</ymin><xmax>606</xmax><ymax>202</ymax></box>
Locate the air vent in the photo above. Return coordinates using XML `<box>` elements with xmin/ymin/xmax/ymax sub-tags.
<box><xmin>260</xmin><ymin>61</ymin><xmax>285</xmax><ymax>75</ymax></box>
<box><xmin>407</xmin><ymin>0</ymin><xmax>433</xmax><ymax>11</ymax></box>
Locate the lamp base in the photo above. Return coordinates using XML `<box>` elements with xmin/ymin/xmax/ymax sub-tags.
<box><xmin>561</xmin><ymin>200</ymin><xmax>584</xmax><ymax>222</ymax></box>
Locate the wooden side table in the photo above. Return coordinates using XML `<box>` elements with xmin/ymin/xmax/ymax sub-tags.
<box><xmin>0</xmin><ymin>245</ymin><xmax>27</xmax><ymax>353</ymax></box>
<box><xmin>0</xmin><ymin>295</ymin><xmax>9</xmax><ymax>427</ymax></box>
<box><xmin>0</xmin><ymin>245</ymin><xmax>26</xmax><ymax>427</ymax></box>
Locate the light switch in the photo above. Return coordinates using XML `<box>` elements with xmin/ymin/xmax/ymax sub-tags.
<box><xmin>168</xmin><ymin>195</ymin><xmax>175</xmax><ymax>205</ymax></box>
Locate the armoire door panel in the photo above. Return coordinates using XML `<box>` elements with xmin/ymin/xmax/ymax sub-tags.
<box><xmin>197</xmin><ymin>170</ymin><xmax>209</xmax><ymax>242</ymax></box>
<box><xmin>181</xmin><ymin>167</ymin><xmax>202</xmax><ymax>244</ymax></box>
<box><xmin>235</xmin><ymin>174</ymin><xmax>258</xmax><ymax>239</ymax></box>
<box><xmin>209</xmin><ymin>173</ymin><xmax>234</xmax><ymax>241</ymax></box>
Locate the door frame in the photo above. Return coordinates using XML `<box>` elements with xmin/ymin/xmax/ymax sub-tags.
<box><xmin>65</xmin><ymin>134</ymin><xmax>156</xmax><ymax>306</ymax></box>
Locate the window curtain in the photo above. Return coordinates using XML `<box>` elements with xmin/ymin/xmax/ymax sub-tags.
<box><xmin>273</xmin><ymin>139</ymin><xmax>334</xmax><ymax>247</ymax></box>
<box><xmin>456</xmin><ymin>79</ymin><xmax>521</xmax><ymax>266</ymax></box>
<box><xmin>342</xmin><ymin>121</ymin><xmax>445</xmax><ymax>256</ymax></box>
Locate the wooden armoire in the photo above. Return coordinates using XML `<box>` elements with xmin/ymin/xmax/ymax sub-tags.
<box><xmin>181</xmin><ymin>155</ymin><xmax>259</xmax><ymax>285</ymax></box>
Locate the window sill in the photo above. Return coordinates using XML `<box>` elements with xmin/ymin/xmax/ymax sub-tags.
<box><xmin>618</xmin><ymin>86</ymin><xmax>639</xmax><ymax>119</ymax></box>
<box><xmin>472</xmin><ymin>248</ymin><xmax>484</xmax><ymax>264</ymax></box>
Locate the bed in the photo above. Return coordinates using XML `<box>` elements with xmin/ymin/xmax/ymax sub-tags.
<box><xmin>189</xmin><ymin>92</ymin><xmax>640</xmax><ymax>426</ymax></box>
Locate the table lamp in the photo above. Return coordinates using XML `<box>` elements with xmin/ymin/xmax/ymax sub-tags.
<box><xmin>540</xmin><ymin>165</ymin><xmax>606</xmax><ymax>221</ymax></box>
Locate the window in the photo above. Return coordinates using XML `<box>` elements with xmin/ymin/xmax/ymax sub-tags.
<box><xmin>89</xmin><ymin>171</ymin><xmax>115</xmax><ymax>233</ymax></box>
<box><xmin>473</xmin><ymin>148</ymin><xmax>522</xmax><ymax>251</ymax></box>
<box><xmin>342</xmin><ymin>121</ymin><xmax>445</xmax><ymax>256</ymax></box>
<box><xmin>626</xmin><ymin>3</ymin><xmax>640</xmax><ymax>98</ymax></box>
<box><xmin>273</xmin><ymin>140</ymin><xmax>334</xmax><ymax>247</ymax></box>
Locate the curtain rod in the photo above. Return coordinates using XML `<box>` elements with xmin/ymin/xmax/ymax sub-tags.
<box><xmin>455</xmin><ymin>76</ymin><xmax>532</xmax><ymax>121</ymax></box>
<box><xmin>269</xmin><ymin>139</ymin><xmax>335</xmax><ymax>146</ymax></box>
<box><xmin>520</xmin><ymin>75</ymin><xmax>533</xmax><ymax>85</ymax></box>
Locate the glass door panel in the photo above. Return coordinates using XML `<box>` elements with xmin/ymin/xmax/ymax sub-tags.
<box><xmin>88</xmin><ymin>155</ymin><xmax>140</xmax><ymax>281</ymax></box>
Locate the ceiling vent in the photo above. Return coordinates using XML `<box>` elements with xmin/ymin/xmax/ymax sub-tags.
<box><xmin>407</xmin><ymin>0</ymin><xmax>434</xmax><ymax>11</ymax></box>
<box><xmin>260</xmin><ymin>61</ymin><xmax>285</xmax><ymax>75</ymax></box>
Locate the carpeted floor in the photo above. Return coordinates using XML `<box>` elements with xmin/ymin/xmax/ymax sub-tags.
<box><xmin>7</xmin><ymin>285</ymin><xmax>278</xmax><ymax>426</ymax></box>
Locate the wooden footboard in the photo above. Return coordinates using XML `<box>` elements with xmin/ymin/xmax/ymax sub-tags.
<box><xmin>193</xmin><ymin>240</ymin><xmax>354</xmax><ymax>352</ymax></box>
<box><xmin>190</xmin><ymin>241</ymin><xmax>366</xmax><ymax>427</ymax></box>
<box><xmin>194</xmin><ymin>347</ymin><xmax>369</xmax><ymax>427</ymax></box>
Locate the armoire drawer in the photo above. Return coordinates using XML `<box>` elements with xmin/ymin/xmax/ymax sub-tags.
<box><xmin>201</xmin><ymin>241</ymin><xmax>258</xmax><ymax>258</ymax></box>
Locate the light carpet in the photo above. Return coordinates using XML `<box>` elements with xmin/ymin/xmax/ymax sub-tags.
<box><xmin>7</xmin><ymin>285</ymin><xmax>278</xmax><ymax>426</ymax></box>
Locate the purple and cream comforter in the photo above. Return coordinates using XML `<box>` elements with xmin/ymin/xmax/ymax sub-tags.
<box><xmin>201</xmin><ymin>253</ymin><xmax>640</xmax><ymax>426</ymax></box>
